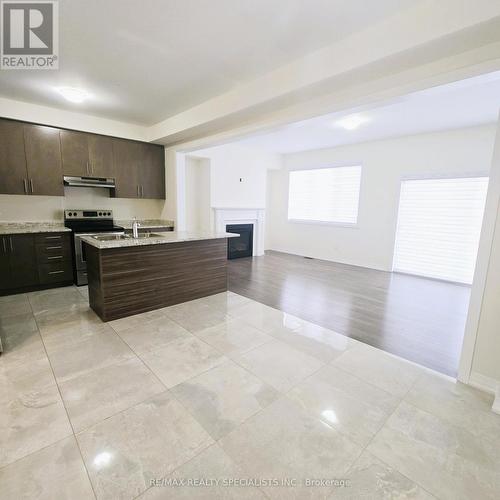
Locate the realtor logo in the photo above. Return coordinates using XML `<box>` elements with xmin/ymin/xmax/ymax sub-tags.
<box><xmin>1</xmin><ymin>0</ymin><xmax>58</xmax><ymax>69</ymax></box>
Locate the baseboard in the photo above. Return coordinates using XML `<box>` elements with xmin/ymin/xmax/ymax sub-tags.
<box><xmin>265</xmin><ymin>248</ymin><xmax>390</xmax><ymax>272</ymax></box>
<box><xmin>468</xmin><ymin>371</ymin><xmax>498</xmax><ymax>394</ymax></box>
<box><xmin>493</xmin><ymin>394</ymin><xmax>500</xmax><ymax>415</ymax></box>
<box><xmin>0</xmin><ymin>280</ymin><xmax>73</xmax><ymax>297</ymax></box>
<box><xmin>469</xmin><ymin>371</ymin><xmax>500</xmax><ymax>414</ymax></box>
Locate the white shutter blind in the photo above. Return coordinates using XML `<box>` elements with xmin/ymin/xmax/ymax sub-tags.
<box><xmin>288</xmin><ymin>166</ymin><xmax>361</xmax><ymax>224</ymax></box>
<box><xmin>393</xmin><ymin>177</ymin><xmax>488</xmax><ymax>284</ymax></box>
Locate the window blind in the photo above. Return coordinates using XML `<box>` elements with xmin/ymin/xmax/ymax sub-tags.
<box><xmin>288</xmin><ymin>166</ymin><xmax>361</xmax><ymax>224</ymax></box>
<box><xmin>393</xmin><ymin>176</ymin><xmax>488</xmax><ymax>284</ymax></box>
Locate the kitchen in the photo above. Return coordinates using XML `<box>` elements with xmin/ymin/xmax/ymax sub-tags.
<box><xmin>0</xmin><ymin>117</ymin><xmax>237</xmax><ymax>325</ymax></box>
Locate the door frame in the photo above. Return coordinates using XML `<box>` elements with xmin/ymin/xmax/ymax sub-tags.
<box><xmin>458</xmin><ymin>114</ymin><xmax>500</xmax><ymax>387</ymax></box>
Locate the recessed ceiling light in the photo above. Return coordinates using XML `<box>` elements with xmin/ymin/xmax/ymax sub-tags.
<box><xmin>56</xmin><ymin>87</ymin><xmax>89</xmax><ymax>103</ymax></box>
<box><xmin>335</xmin><ymin>114</ymin><xmax>370</xmax><ymax>130</ymax></box>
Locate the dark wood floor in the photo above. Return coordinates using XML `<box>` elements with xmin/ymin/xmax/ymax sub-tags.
<box><xmin>228</xmin><ymin>250</ymin><xmax>471</xmax><ymax>377</ymax></box>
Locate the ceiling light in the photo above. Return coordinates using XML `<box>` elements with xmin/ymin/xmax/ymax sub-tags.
<box><xmin>56</xmin><ymin>87</ymin><xmax>89</xmax><ymax>103</ymax></box>
<box><xmin>335</xmin><ymin>114</ymin><xmax>370</xmax><ymax>130</ymax></box>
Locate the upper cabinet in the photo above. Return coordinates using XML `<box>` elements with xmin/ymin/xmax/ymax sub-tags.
<box><xmin>0</xmin><ymin>119</ymin><xmax>27</xmax><ymax>195</ymax></box>
<box><xmin>112</xmin><ymin>140</ymin><xmax>165</xmax><ymax>199</ymax></box>
<box><xmin>60</xmin><ymin>130</ymin><xmax>89</xmax><ymax>176</ymax></box>
<box><xmin>24</xmin><ymin>124</ymin><xmax>64</xmax><ymax>196</ymax></box>
<box><xmin>112</xmin><ymin>138</ymin><xmax>141</xmax><ymax>198</ymax></box>
<box><xmin>0</xmin><ymin>119</ymin><xmax>63</xmax><ymax>196</ymax></box>
<box><xmin>88</xmin><ymin>134</ymin><xmax>115</xmax><ymax>178</ymax></box>
<box><xmin>140</xmin><ymin>143</ymin><xmax>165</xmax><ymax>199</ymax></box>
<box><xmin>61</xmin><ymin>130</ymin><xmax>115</xmax><ymax>178</ymax></box>
<box><xmin>0</xmin><ymin>118</ymin><xmax>165</xmax><ymax>199</ymax></box>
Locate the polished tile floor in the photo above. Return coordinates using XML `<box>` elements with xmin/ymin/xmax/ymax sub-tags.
<box><xmin>0</xmin><ymin>286</ymin><xmax>499</xmax><ymax>499</ymax></box>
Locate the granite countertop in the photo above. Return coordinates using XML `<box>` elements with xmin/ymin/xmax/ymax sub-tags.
<box><xmin>0</xmin><ymin>222</ymin><xmax>71</xmax><ymax>235</ymax></box>
<box><xmin>117</xmin><ymin>219</ymin><xmax>175</xmax><ymax>230</ymax></box>
<box><xmin>80</xmin><ymin>231</ymin><xmax>238</xmax><ymax>249</ymax></box>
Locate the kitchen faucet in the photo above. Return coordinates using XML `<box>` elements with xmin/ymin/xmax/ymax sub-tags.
<box><xmin>132</xmin><ymin>218</ymin><xmax>141</xmax><ymax>238</ymax></box>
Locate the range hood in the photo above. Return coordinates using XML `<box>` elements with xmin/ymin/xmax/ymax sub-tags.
<box><xmin>63</xmin><ymin>176</ymin><xmax>116</xmax><ymax>189</ymax></box>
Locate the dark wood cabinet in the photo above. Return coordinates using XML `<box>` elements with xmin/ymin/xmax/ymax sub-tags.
<box><xmin>61</xmin><ymin>130</ymin><xmax>115</xmax><ymax>178</ymax></box>
<box><xmin>0</xmin><ymin>237</ymin><xmax>12</xmax><ymax>290</ymax></box>
<box><xmin>35</xmin><ymin>233</ymin><xmax>72</xmax><ymax>286</ymax></box>
<box><xmin>88</xmin><ymin>134</ymin><xmax>115</xmax><ymax>178</ymax></box>
<box><xmin>24</xmin><ymin>124</ymin><xmax>64</xmax><ymax>196</ymax></box>
<box><xmin>112</xmin><ymin>140</ymin><xmax>165</xmax><ymax>199</ymax></box>
<box><xmin>61</xmin><ymin>130</ymin><xmax>89</xmax><ymax>176</ymax></box>
<box><xmin>140</xmin><ymin>143</ymin><xmax>165</xmax><ymax>199</ymax></box>
<box><xmin>0</xmin><ymin>118</ymin><xmax>164</xmax><ymax>199</ymax></box>
<box><xmin>0</xmin><ymin>234</ymin><xmax>39</xmax><ymax>289</ymax></box>
<box><xmin>0</xmin><ymin>232</ymin><xmax>73</xmax><ymax>295</ymax></box>
<box><xmin>0</xmin><ymin>118</ymin><xmax>64</xmax><ymax>196</ymax></box>
<box><xmin>8</xmin><ymin>234</ymin><xmax>38</xmax><ymax>288</ymax></box>
<box><xmin>0</xmin><ymin>120</ymin><xmax>28</xmax><ymax>195</ymax></box>
<box><xmin>112</xmin><ymin>139</ymin><xmax>141</xmax><ymax>198</ymax></box>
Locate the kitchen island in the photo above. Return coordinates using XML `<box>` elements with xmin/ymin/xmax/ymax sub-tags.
<box><xmin>81</xmin><ymin>231</ymin><xmax>238</xmax><ymax>321</ymax></box>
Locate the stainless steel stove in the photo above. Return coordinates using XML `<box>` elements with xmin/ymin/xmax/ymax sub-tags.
<box><xmin>64</xmin><ymin>209</ymin><xmax>124</xmax><ymax>285</ymax></box>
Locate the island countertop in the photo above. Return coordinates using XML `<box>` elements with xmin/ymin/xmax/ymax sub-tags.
<box><xmin>80</xmin><ymin>230</ymin><xmax>238</xmax><ymax>250</ymax></box>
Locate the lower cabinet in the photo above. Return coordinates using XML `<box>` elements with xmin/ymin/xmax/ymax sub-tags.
<box><xmin>0</xmin><ymin>232</ymin><xmax>73</xmax><ymax>294</ymax></box>
<box><xmin>7</xmin><ymin>233</ymin><xmax>38</xmax><ymax>288</ymax></box>
<box><xmin>0</xmin><ymin>238</ymin><xmax>12</xmax><ymax>291</ymax></box>
<box><xmin>35</xmin><ymin>233</ymin><xmax>73</xmax><ymax>285</ymax></box>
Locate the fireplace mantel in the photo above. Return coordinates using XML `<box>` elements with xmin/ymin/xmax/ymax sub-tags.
<box><xmin>213</xmin><ymin>207</ymin><xmax>265</xmax><ymax>256</ymax></box>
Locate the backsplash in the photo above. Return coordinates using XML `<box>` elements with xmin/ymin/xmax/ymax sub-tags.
<box><xmin>0</xmin><ymin>186</ymin><xmax>165</xmax><ymax>222</ymax></box>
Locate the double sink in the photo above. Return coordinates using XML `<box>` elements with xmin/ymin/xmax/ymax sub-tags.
<box><xmin>92</xmin><ymin>233</ymin><xmax>165</xmax><ymax>241</ymax></box>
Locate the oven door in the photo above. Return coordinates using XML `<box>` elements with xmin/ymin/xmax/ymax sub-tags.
<box><xmin>74</xmin><ymin>232</ymin><xmax>123</xmax><ymax>285</ymax></box>
<box><xmin>74</xmin><ymin>232</ymin><xmax>93</xmax><ymax>286</ymax></box>
<box><xmin>74</xmin><ymin>233</ymin><xmax>88</xmax><ymax>272</ymax></box>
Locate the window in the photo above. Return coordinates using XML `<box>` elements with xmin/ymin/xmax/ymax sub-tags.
<box><xmin>288</xmin><ymin>166</ymin><xmax>361</xmax><ymax>224</ymax></box>
<box><xmin>393</xmin><ymin>176</ymin><xmax>489</xmax><ymax>284</ymax></box>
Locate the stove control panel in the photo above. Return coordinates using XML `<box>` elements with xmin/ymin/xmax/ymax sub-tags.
<box><xmin>64</xmin><ymin>209</ymin><xmax>113</xmax><ymax>220</ymax></box>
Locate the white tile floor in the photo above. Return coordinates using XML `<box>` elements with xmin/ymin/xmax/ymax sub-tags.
<box><xmin>0</xmin><ymin>286</ymin><xmax>499</xmax><ymax>499</ymax></box>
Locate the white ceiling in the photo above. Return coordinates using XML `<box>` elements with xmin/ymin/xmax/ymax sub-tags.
<box><xmin>0</xmin><ymin>0</ymin><xmax>415</xmax><ymax>124</ymax></box>
<box><xmin>234</xmin><ymin>72</ymin><xmax>500</xmax><ymax>154</ymax></box>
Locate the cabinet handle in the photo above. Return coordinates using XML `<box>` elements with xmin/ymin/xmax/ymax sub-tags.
<box><xmin>48</xmin><ymin>270</ymin><xmax>65</xmax><ymax>274</ymax></box>
<box><xmin>30</xmin><ymin>179</ymin><xmax>34</xmax><ymax>193</ymax></box>
<box><xmin>47</xmin><ymin>255</ymin><xmax>63</xmax><ymax>259</ymax></box>
<box><xmin>91</xmin><ymin>161</ymin><xmax>94</xmax><ymax>175</ymax></box>
<box><xmin>45</xmin><ymin>236</ymin><xmax>61</xmax><ymax>239</ymax></box>
<box><xmin>9</xmin><ymin>237</ymin><xmax>13</xmax><ymax>252</ymax></box>
<box><xmin>23</xmin><ymin>178</ymin><xmax>28</xmax><ymax>194</ymax></box>
<box><xmin>2</xmin><ymin>238</ymin><xmax>6</xmax><ymax>254</ymax></box>
<box><xmin>86</xmin><ymin>161</ymin><xmax>89</xmax><ymax>175</ymax></box>
<box><xmin>141</xmin><ymin>185</ymin><xmax>144</xmax><ymax>197</ymax></box>
<box><xmin>137</xmin><ymin>185</ymin><xmax>140</xmax><ymax>197</ymax></box>
<box><xmin>46</xmin><ymin>246</ymin><xmax>62</xmax><ymax>250</ymax></box>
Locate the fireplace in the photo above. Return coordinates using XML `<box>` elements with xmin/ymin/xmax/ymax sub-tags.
<box><xmin>226</xmin><ymin>224</ymin><xmax>254</xmax><ymax>259</ymax></box>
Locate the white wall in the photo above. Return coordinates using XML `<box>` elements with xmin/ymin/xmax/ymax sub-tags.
<box><xmin>0</xmin><ymin>97</ymin><xmax>147</xmax><ymax>141</ymax></box>
<box><xmin>0</xmin><ymin>187</ymin><xmax>164</xmax><ymax>222</ymax></box>
<box><xmin>266</xmin><ymin>125</ymin><xmax>496</xmax><ymax>271</ymax></box>
<box><xmin>184</xmin><ymin>157</ymin><xmax>211</xmax><ymax>231</ymax></box>
<box><xmin>192</xmin><ymin>143</ymin><xmax>281</xmax><ymax>210</ymax></box>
